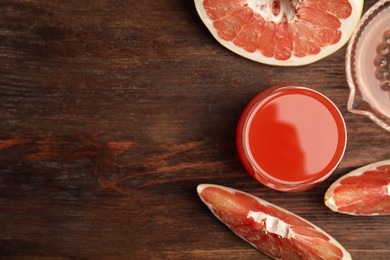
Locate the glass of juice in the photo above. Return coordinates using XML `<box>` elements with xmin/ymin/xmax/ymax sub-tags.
<box><xmin>236</xmin><ymin>86</ymin><xmax>347</xmax><ymax>192</ymax></box>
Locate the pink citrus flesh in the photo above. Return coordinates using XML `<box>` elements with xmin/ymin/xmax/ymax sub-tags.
<box><xmin>195</xmin><ymin>0</ymin><xmax>363</xmax><ymax>66</ymax></box>
<box><xmin>198</xmin><ymin>184</ymin><xmax>351</xmax><ymax>259</ymax></box>
<box><xmin>325</xmin><ymin>160</ymin><xmax>390</xmax><ymax>216</ymax></box>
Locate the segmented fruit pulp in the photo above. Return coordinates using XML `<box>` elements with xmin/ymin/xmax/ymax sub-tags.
<box><xmin>198</xmin><ymin>184</ymin><xmax>351</xmax><ymax>259</ymax></box>
<box><xmin>237</xmin><ymin>87</ymin><xmax>347</xmax><ymax>192</ymax></box>
<box><xmin>333</xmin><ymin>167</ymin><xmax>390</xmax><ymax>214</ymax></box>
<box><xmin>325</xmin><ymin>161</ymin><xmax>390</xmax><ymax>215</ymax></box>
<box><xmin>204</xmin><ymin>0</ymin><xmax>352</xmax><ymax>60</ymax></box>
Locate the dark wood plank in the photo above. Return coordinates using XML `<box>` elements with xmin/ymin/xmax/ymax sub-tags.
<box><xmin>1</xmin><ymin>0</ymin><xmax>389</xmax><ymax>259</ymax></box>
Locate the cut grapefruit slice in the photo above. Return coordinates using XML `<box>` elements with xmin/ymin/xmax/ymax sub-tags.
<box><xmin>194</xmin><ymin>0</ymin><xmax>364</xmax><ymax>66</ymax></box>
<box><xmin>197</xmin><ymin>184</ymin><xmax>352</xmax><ymax>259</ymax></box>
<box><xmin>325</xmin><ymin>159</ymin><xmax>390</xmax><ymax>216</ymax></box>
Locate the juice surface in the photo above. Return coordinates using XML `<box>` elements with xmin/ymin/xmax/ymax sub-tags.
<box><xmin>246</xmin><ymin>88</ymin><xmax>346</xmax><ymax>184</ymax></box>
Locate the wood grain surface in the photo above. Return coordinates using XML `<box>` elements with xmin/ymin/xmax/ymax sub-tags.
<box><xmin>1</xmin><ymin>0</ymin><xmax>389</xmax><ymax>259</ymax></box>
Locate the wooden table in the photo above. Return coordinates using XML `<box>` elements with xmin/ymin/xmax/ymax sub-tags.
<box><xmin>1</xmin><ymin>0</ymin><xmax>389</xmax><ymax>259</ymax></box>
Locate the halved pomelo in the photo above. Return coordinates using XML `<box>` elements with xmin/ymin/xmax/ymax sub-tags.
<box><xmin>197</xmin><ymin>184</ymin><xmax>352</xmax><ymax>259</ymax></box>
<box><xmin>325</xmin><ymin>160</ymin><xmax>390</xmax><ymax>216</ymax></box>
<box><xmin>194</xmin><ymin>0</ymin><xmax>364</xmax><ymax>66</ymax></box>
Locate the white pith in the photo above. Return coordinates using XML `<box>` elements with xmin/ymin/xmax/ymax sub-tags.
<box><xmin>197</xmin><ymin>184</ymin><xmax>352</xmax><ymax>259</ymax></box>
<box><xmin>247</xmin><ymin>211</ymin><xmax>292</xmax><ymax>238</ymax></box>
<box><xmin>194</xmin><ymin>0</ymin><xmax>364</xmax><ymax>66</ymax></box>
<box><xmin>247</xmin><ymin>0</ymin><xmax>299</xmax><ymax>23</ymax></box>
<box><xmin>327</xmin><ymin>159</ymin><xmax>390</xmax><ymax>186</ymax></box>
<box><xmin>324</xmin><ymin>196</ymin><xmax>339</xmax><ymax>212</ymax></box>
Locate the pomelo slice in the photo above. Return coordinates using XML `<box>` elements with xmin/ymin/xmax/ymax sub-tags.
<box><xmin>197</xmin><ymin>184</ymin><xmax>352</xmax><ymax>259</ymax></box>
<box><xmin>194</xmin><ymin>0</ymin><xmax>364</xmax><ymax>66</ymax></box>
<box><xmin>325</xmin><ymin>160</ymin><xmax>390</xmax><ymax>216</ymax></box>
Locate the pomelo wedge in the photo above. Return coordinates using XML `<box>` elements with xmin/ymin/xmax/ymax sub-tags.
<box><xmin>197</xmin><ymin>184</ymin><xmax>352</xmax><ymax>259</ymax></box>
<box><xmin>194</xmin><ymin>0</ymin><xmax>364</xmax><ymax>66</ymax></box>
<box><xmin>325</xmin><ymin>160</ymin><xmax>390</xmax><ymax>216</ymax></box>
